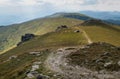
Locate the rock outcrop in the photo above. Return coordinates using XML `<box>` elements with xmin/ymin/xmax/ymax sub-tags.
<box><xmin>17</xmin><ymin>33</ymin><xmax>35</xmax><ymax>46</ymax></box>
<box><xmin>68</xmin><ymin>42</ymin><xmax>120</xmax><ymax>71</ymax></box>
<box><xmin>56</xmin><ymin>25</ymin><xmax>68</xmax><ymax>32</ymax></box>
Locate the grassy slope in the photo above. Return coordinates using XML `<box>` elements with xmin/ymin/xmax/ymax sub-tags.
<box><xmin>0</xmin><ymin>13</ymin><xmax>120</xmax><ymax>79</ymax></box>
<box><xmin>80</xmin><ymin>25</ymin><xmax>120</xmax><ymax>46</ymax></box>
<box><xmin>1</xmin><ymin>25</ymin><xmax>119</xmax><ymax>79</ymax></box>
<box><xmin>0</xmin><ymin>17</ymin><xmax>83</xmax><ymax>54</ymax></box>
<box><xmin>0</xmin><ymin>27</ymin><xmax>88</xmax><ymax>79</ymax></box>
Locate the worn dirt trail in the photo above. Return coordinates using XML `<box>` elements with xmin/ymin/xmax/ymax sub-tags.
<box><xmin>74</xmin><ymin>27</ymin><xmax>92</xmax><ymax>44</ymax></box>
<box><xmin>45</xmin><ymin>47</ymin><xmax>120</xmax><ymax>79</ymax></box>
<box><xmin>82</xmin><ymin>30</ymin><xmax>93</xmax><ymax>44</ymax></box>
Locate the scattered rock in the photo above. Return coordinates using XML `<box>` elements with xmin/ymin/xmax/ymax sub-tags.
<box><xmin>9</xmin><ymin>55</ymin><xmax>17</xmax><ymax>60</ymax></box>
<box><xmin>53</xmin><ymin>74</ymin><xmax>57</xmax><ymax>77</ymax></box>
<box><xmin>31</xmin><ymin>71</ymin><xmax>39</xmax><ymax>76</ymax></box>
<box><xmin>56</xmin><ymin>25</ymin><xmax>68</xmax><ymax>32</ymax></box>
<box><xmin>68</xmin><ymin>42</ymin><xmax>120</xmax><ymax>71</ymax></box>
<box><xmin>31</xmin><ymin>64</ymin><xmax>39</xmax><ymax>71</ymax></box>
<box><xmin>103</xmin><ymin>52</ymin><xmax>111</xmax><ymax>56</ymax></box>
<box><xmin>37</xmin><ymin>75</ymin><xmax>43</xmax><ymax>79</ymax></box>
<box><xmin>74</xmin><ymin>30</ymin><xmax>80</xmax><ymax>33</ymax></box>
<box><xmin>117</xmin><ymin>61</ymin><xmax>120</xmax><ymax>66</ymax></box>
<box><xmin>84</xmin><ymin>45</ymin><xmax>90</xmax><ymax>49</ymax></box>
<box><xmin>57</xmin><ymin>49</ymin><xmax>63</xmax><ymax>52</ymax></box>
<box><xmin>26</xmin><ymin>71</ymin><xmax>39</xmax><ymax>78</ymax></box>
<box><xmin>104</xmin><ymin>61</ymin><xmax>113</xmax><ymax>67</ymax></box>
<box><xmin>27</xmin><ymin>72</ymin><xmax>34</xmax><ymax>78</ymax></box>
<box><xmin>29</xmin><ymin>51</ymin><xmax>41</xmax><ymax>56</ymax></box>
<box><xmin>33</xmin><ymin>61</ymin><xmax>42</xmax><ymax>65</ymax></box>
<box><xmin>65</xmin><ymin>47</ymin><xmax>76</xmax><ymax>50</ymax></box>
<box><xmin>25</xmin><ymin>59</ymin><xmax>50</xmax><ymax>79</ymax></box>
<box><xmin>60</xmin><ymin>25</ymin><xmax>68</xmax><ymax>28</ymax></box>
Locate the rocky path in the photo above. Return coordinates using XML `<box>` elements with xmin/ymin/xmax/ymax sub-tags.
<box><xmin>45</xmin><ymin>47</ymin><xmax>120</xmax><ymax>79</ymax></box>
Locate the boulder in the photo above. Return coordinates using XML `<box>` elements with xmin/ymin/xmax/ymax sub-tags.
<box><xmin>17</xmin><ymin>33</ymin><xmax>35</xmax><ymax>46</ymax></box>
<box><xmin>21</xmin><ymin>33</ymin><xmax>35</xmax><ymax>42</ymax></box>
<box><xmin>9</xmin><ymin>55</ymin><xmax>17</xmax><ymax>60</ymax></box>
<box><xmin>27</xmin><ymin>73</ymin><xmax>34</xmax><ymax>78</ymax></box>
<box><xmin>37</xmin><ymin>75</ymin><xmax>43</xmax><ymax>79</ymax></box>
<box><xmin>56</xmin><ymin>25</ymin><xmax>68</xmax><ymax>31</ymax></box>
<box><xmin>104</xmin><ymin>61</ymin><xmax>113</xmax><ymax>67</ymax></box>
<box><xmin>26</xmin><ymin>71</ymin><xmax>39</xmax><ymax>78</ymax></box>
<box><xmin>74</xmin><ymin>30</ymin><xmax>80</xmax><ymax>33</ymax></box>
<box><xmin>29</xmin><ymin>51</ymin><xmax>41</xmax><ymax>56</ymax></box>
<box><xmin>60</xmin><ymin>25</ymin><xmax>68</xmax><ymax>28</ymax></box>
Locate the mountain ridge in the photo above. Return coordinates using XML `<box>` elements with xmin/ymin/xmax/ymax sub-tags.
<box><xmin>0</xmin><ymin>13</ymin><xmax>88</xmax><ymax>54</ymax></box>
<box><xmin>0</xmin><ymin>12</ymin><xmax>120</xmax><ymax>79</ymax></box>
<box><xmin>80</xmin><ymin>11</ymin><xmax>120</xmax><ymax>25</ymax></box>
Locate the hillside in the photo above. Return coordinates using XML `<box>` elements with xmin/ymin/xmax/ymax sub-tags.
<box><xmin>0</xmin><ymin>27</ymin><xmax>119</xmax><ymax>79</ymax></box>
<box><xmin>0</xmin><ymin>13</ymin><xmax>89</xmax><ymax>54</ymax></box>
<box><xmin>0</xmin><ymin>26</ymin><xmax>88</xmax><ymax>79</ymax></box>
<box><xmin>80</xmin><ymin>11</ymin><xmax>120</xmax><ymax>25</ymax></box>
<box><xmin>1</xmin><ymin>12</ymin><xmax>120</xmax><ymax>54</ymax></box>
<box><xmin>79</xmin><ymin>20</ymin><xmax>120</xmax><ymax>46</ymax></box>
<box><xmin>0</xmin><ymin>13</ymin><xmax>120</xmax><ymax>79</ymax></box>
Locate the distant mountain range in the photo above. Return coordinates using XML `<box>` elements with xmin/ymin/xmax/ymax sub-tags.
<box><xmin>1</xmin><ymin>11</ymin><xmax>120</xmax><ymax>26</ymax></box>
<box><xmin>80</xmin><ymin>11</ymin><xmax>120</xmax><ymax>25</ymax></box>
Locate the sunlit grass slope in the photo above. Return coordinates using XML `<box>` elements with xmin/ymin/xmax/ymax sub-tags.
<box><xmin>80</xmin><ymin>25</ymin><xmax>120</xmax><ymax>46</ymax></box>
<box><xmin>0</xmin><ymin>27</ymin><xmax>88</xmax><ymax>79</ymax></box>
<box><xmin>0</xmin><ymin>17</ymin><xmax>83</xmax><ymax>54</ymax></box>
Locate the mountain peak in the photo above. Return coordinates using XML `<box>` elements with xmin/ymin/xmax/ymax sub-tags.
<box><xmin>49</xmin><ymin>12</ymin><xmax>91</xmax><ymax>20</ymax></box>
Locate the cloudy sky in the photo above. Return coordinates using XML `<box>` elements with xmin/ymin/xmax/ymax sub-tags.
<box><xmin>0</xmin><ymin>0</ymin><xmax>120</xmax><ymax>25</ymax></box>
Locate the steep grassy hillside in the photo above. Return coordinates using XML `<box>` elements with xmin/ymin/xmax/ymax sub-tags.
<box><xmin>0</xmin><ymin>16</ymin><xmax>85</xmax><ymax>54</ymax></box>
<box><xmin>80</xmin><ymin>25</ymin><xmax>120</xmax><ymax>46</ymax></box>
<box><xmin>0</xmin><ymin>27</ymin><xmax>88</xmax><ymax>79</ymax></box>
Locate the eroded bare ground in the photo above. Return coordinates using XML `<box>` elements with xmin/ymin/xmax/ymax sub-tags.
<box><xmin>45</xmin><ymin>47</ymin><xmax>120</xmax><ymax>79</ymax></box>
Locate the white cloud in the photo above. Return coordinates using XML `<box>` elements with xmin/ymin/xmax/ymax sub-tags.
<box><xmin>18</xmin><ymin>0</ymin><xmax>44</xmax><ymax>6</ymax></box>
<box><xmin>0</xmin><ymin>0</ymin><xmax>12</xmax><ymax>5</ymax></box>
<box><xmin>90</xmin><ymin>0</ymin><xmax>120</xmax><ymax>11</ymax></box>
<box><xmin>0</xmin><ymin>0</ymin><xmax>120</xmax><ymax>25</ymax></box>
<box><xmin>0</xmin><ymin>0</ymin><xmax>86</xmax><ymax>6</ymax></box>
<box><xmin>0</xmin><ymin>0</ymin><xmax>120</xmax><ymax>11</ymax></box>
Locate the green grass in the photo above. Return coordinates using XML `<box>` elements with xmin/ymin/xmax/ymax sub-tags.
<box><xmin>80</xmin><ymin>25</ymin><xmax>120</xmax><ymax>46</ymax></box>
<box><xmin>0</xmin><ymin>13</ymin><xmax>120</xmax><ymax>79</ymax></box>
<box><xmin>0</xmin><ymin>27</ymin><xmax>88</xmax><ymax>79</ymax></box>
<box><xmin>0</xmin><ymin>17</ymin><xmax>83</xmax><ymax>54</ymax></box>
<box><xmin>0</xmin><ymin>50</ymin><xmax>51</xmax><ymax>79</ymax></box>
<box><xmin>25</xmin><ymin>28</ymin><xmax>87</xmax><ymax>48</ymax></box>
